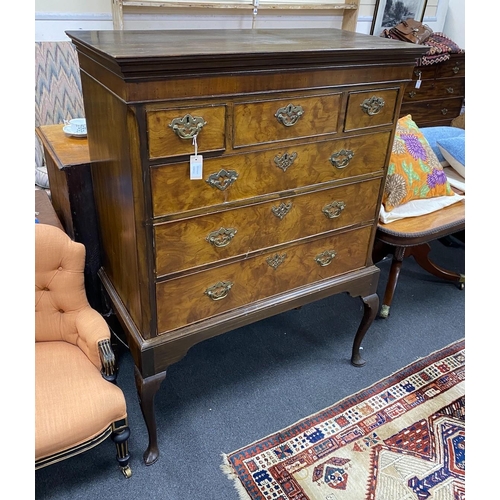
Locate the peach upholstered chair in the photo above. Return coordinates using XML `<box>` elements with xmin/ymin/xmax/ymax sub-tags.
<box><xmin>35</xmin><ymin>223</ymin><xmax>132</xmax><ymax>478</ymax></box>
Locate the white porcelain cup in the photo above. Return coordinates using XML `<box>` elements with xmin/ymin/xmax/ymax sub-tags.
<box><xmin>64</xmin><ymin>118</ymin><xmax>87</xmax><ymax>135</ymax></box>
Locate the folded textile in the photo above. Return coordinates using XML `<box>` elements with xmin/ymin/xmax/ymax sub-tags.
<box><xmin>416</xmin><ymin>32</ymin><xmax>464</xmax><ymax>66</ymax></box>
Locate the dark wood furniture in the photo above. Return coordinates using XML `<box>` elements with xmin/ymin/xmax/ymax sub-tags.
<box><xmin>399</xmin><ymin>53</ymin><xmax>465</xmax><ymax>127</ymax></box>
<box><xmin>66</xmin><ymin>28</ymin><xmax>426</xmax><ymax>465</ymax></box>
<box><xmin>35</xmin><ymin>125</ymin><xmax>103</xmax><ymax>312</ymax></box>
<box><xmin>373</xmin><ymin>201</ymin><xmax>465</xmax><ymax>318</ymax></box>
<box><xmin>35</xmin><ymin>189</ymin><xmax>64</xmax><ymax>231</ymax></box>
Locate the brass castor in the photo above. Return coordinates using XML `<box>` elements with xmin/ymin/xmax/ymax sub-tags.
<box><xmin>379</xmin><ymin>304</ymin><xmax>390</xmax><ymax>319</ymax></box>
<box><xmin>121</xmin><ymin>465</ymin><xmax>132</xmax><ymax>478</ymax></box>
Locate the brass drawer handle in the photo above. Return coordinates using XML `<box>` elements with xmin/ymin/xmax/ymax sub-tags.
<box><xmin>322</xmin><ymin>201</ymin><xmax>346</xmax><ymax>219</ymax></box>
<box><xmin>441</xmin><ymin>108</ymin><xmax>449</xmax><ymax>115</ymax></box>
<box><xmin>266</xmin><ymin>253</ymin><xmax>287</xmax><ymax>270</ymax></box>
<box><xmin>452</xmin><ymin>65</ymin><xmax>461</xmax><ymax>74</ymax></box>
<box><xmin>315</xmin><ymin>250</ymin><xmax>337</xmax><ymax>267</ymax></box>
<box><xmin>274</xmin><ymin>152</ymin><xmax>297</xmax><ymax>172</ymax></box>
<box><xmin>408</xmin><ymin>91</ymin><xmax>417</xmax><ymax>98</ymax></box>
<box><xmin>414</xmin><ymin>70</ymin><xmax>422</xmax><ymax>79</ymax></box>
<box><xmin>271</xmin><ymin>201</ymin><xmax>292</xmax><ymax>220</ymax></box>
<box><xmin>169</xmin><ymin>114</ymin><xmax>206</xmax><ymax>140</ymax></box>
<box><xmin>360</xmin><ymin>96</ymin><xmax>385</xmax><ymax>116</ymax></box>
<box><xmin>275</xmin><ymin>103</ymin><xmax>304</xmax><ymax>127</ymax></box>
<box><xmin>206</xmin><ymin>227</ymin><xmax>237</xmax><ymax>248</ymax></box>
<box><xmin>206</xmin><ymin>169</ymin><xmax>239</xmax><ymax>191</ymax></box>
<box><xmin>329</xmin><ymin>149</ymin><xmax>354</xmax><ymax>169</ymax></box>
<box><xmin>204</xmin><ymin>281</ymin><xmax>233</xmax><ymax>301</ymax></box>
<box><xmin>446</xmin><ymin>87</ymin><xmax>454</xmax><ymax>94</ymax></box>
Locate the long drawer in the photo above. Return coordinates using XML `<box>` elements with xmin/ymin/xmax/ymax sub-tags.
<box><xmin>155</xmin><ymin>225</ymin><xmax>372</xmax><ymax>334</ymax></box>
<box><xmin>154</xmin><ymin>178</ymin><xmax>381</xmax><ymax>276</ymax></box>
<box><xmin>400</xmin><ymin>97</ymin><xmax>463</xmax><ymax>126</ymax></box>
<box><xmin>150</xmin><ymin>131</ymin><xmax>391</xmax><ymax>217</ymax></box>
<box><xmin>403</xmin><ymin>78</ymin><xmax>465</xmax><ymax>102</ymax></box>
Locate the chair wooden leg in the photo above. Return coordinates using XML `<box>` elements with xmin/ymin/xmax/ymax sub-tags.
<box><xmin>379</xmin><ymin>246</ymin><xmax>405</xmax><ymax>318</ymax></box>
<box><xmin>111</xmin><ymin>419</ymin><xmax>132</xmax><ymax>478</ymax></box>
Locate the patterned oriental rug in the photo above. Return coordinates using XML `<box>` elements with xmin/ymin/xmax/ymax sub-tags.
<box><xmin>222</xmin><ymin>339</ymin><xmax>465</xmax><ymax>500</ymax></box>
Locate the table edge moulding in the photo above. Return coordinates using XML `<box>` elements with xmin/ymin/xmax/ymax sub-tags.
<box><xmin>66</xmin><ymin>28</ymin><xmax>427</xmax><ymax>466</ymax></box>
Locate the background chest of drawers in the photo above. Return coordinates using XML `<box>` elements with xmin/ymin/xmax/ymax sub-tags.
<box><xmin>67</xmin><ymin>29</ymin><xmax>426</xmax><ymax>465</ymax></box>
<box><xmin>399</xmin><ymin>53</ymin><xmax>465</xmax><ymax>127</ymax></box>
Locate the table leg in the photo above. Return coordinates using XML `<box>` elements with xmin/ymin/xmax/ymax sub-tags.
<box><xmin>380</xmin><ymin>246</ymin><xmax>405</xmax><ymax>319</ymax></box>
<box><xmin>134</xmin><ymin>366</ymin><xmax>167</xmax><ymax>465</ymax></box>
<box><xmin>351</xmin><ymin>293</ymin><xmax>379</xmax><ymax>367</ymax></box>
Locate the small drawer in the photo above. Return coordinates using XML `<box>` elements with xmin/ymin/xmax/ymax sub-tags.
<box><xmin>154</xmin><ymin>178</ymin><xmax>381</xmax><ymax>276</ymax></box>
<box><xmin>435</xmin><ymin>55</ymin><xmax>465</xmax><ymax>79</ymax></box>
<box><xmin>155</xmin><ymin>225</ymin><xmax>372</xmax><ymax>334</ymax></box>
<box><xmin>344</xmin><ymin>89</ymin><xmax>399</xmax><ymax>132</ymax></box>
<box><xmin>147</xmin><ymin>105</ymin><xmax>226</xmax><ymax>159</ymax></box>
<box><xmin>399</xmin><ymin>97</ymin><xmax>463</xmax><ymax>125</ymax></box>
<box><xmin>233</xmin><ymin>93</ymin><xmax>341</xmax><ymax>147</ymax></box>
<box><xmin>404</xmin><ymin>78</ymin><xmax>465</xmax><ymax>101</ymax></box>
<box><xmin>151</xmin><ymin>131</ymin><xmax>391</xmax><ymax>217</ymax></box>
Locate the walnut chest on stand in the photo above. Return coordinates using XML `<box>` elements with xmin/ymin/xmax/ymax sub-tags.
<box><xmin>66</xmin><ymin>29</ymin><xmax>427</xmax><ymax>465</ymax></box>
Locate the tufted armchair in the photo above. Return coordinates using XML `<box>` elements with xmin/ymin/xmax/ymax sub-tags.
<box><xmin>35</xmin><ymin>223</ymin><xmax>132</xmax><ymax>478</ymax></box>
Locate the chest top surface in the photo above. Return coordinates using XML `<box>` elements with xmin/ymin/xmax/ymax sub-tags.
<box><xmin>66</xmin><ymin>28</ymin><xmax>427</xmax><ymax>79</ymax></box>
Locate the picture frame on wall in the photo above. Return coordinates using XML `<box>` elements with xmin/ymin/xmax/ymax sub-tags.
<box><xmin>371</xmin><ymin>0</ymin><xmax>429</xmax><ymax>36</ymax></box>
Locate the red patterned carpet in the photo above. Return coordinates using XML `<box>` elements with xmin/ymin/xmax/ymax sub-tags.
<box><xmin>222</xmin><ymin>339</ymin><xmax>465</xmax><ymax>500</ymax></box>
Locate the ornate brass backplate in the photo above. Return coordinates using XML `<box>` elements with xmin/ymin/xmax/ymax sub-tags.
<box><xmin>274</xmin><ymin>152</ymin><xmax>298</xmax><ymax>172</ymax></box>
<box><xmin>169</xmin><ymin>114</ymin><xmax>207</xmax><ymax>139</ymax></box>
<box><xmin>315</xmin><ymin>249</ymin><xmax>337</xmax><ymax>267</ymax></box>
<box><xmin>206</xmin><ymin>169</ymin><xmax>239</xmax><ymax>191</ymax></box>
<box><xmin>204</xmin><ymin>281</ymin><xmax>234</xmax><ymax>301</ymax></box>
<box><xmin>275</xmin><ymin>103</ymin><xmax>304</xmax><ymax>127</ymax></box>
<box><xmin>329</xmin><ymin>149</ymin><xmax>354</xmax><ymax>169</ymax></box>
<box><xmin>322</xmin><ymin>201</ymin><xmax>346</xmax><ymax>219</ymax></box>
<box><xmin>360</xmin><ymin>96</ymin><xmax>385</xmax><ymax>116</ymax></box>
<box><xmin>266</xmin><ymin>253</ymin><xmax>287</xmax><ymax>270</ymax></box>
<box><xmin>271</xmin><ymin>201</ymin><xmax>293</xmax><ymax>220</ymax></box>
<box><xmin>206</xmin><ymin>227</ymin><xmax>237</xmax><ymax>248</ymax></box>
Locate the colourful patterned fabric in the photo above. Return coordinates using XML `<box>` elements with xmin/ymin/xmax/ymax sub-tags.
<box><xmin>382</xmin><ymin>115</ymin><xmax>453</xmax><ymax>212</ymax></box>
<box><xmin>222</xmin><ymin>339</ymin><xmax>465</xmax><ymax>500</ymax></box>
<box><xmin>35</xmin><ymin>42</ymin><xmax>85</xmax><ymax>188</ymax></box>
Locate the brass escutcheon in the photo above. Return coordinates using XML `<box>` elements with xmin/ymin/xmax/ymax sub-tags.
<box><xmin>204</xmin><ymin>281</ymin><xmax>233</xmax><ymax>301</ymax></box>
<box><xmin>274</xmin><ymin>152</ymin><xmax>298</xmax><ymax>172</ymax></box>
<box><xmin>169</xmin><ymin>114</ymin><xmax>206</xmax><ymax>140</ymax></box>
<box><xmin>322</xmin><ymin>201</ymin><xmax>346</xmax><ymax>219</ymax></box>
<box><xmin>315</xmin><ymin>250</ymin><xmax>337</xmax><ymax>267</ymax></box>
<box><xmin>275</xmin><ymin>103</ymin><xmax>304</xmax><ymax>127</ymax></box>
<box><xmin>266</xmin><ymin>253</ymin><xmax>287</xmax><ymax>270</ymax></box>
<box><xmin>206</xmin><ymin>227</ymin><xmax>237</xmax><ymax>248</ymax></box>
<box><xmin>206</xmin><ymin>169</ymin><xmax>239</xmax><ymax>191</ymax></box>
<box><xmin>329</xmin><ymin>149</ymin><xmax>354</xmax><ymax>169</ymax></box>
<box><xmin>271</xmin><ymin>201</ymin><xmax>293</xmax><ymax>220</ymax></box>
<box><xmin>360</xmin><ymin>96</ymin><xmax>385</xmax><ymax>116</ymax></box>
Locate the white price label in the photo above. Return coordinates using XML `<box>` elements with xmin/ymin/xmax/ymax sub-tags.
<box><xmin>190</xmin><ymin>155</ymin><xmax>203</xmax><ymax>180</ymax></box>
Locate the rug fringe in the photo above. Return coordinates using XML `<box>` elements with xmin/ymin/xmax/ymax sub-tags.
<box><xmin>220</xmin><ymin>453</ymin><xmax>252</xmax><ymax>500</ymax></box>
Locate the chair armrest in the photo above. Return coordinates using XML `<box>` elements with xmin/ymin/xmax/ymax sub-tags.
<box><xmin>74</xmin><ymin>307</ymin><xmax>113</xmax><ymax>371</ymax></box>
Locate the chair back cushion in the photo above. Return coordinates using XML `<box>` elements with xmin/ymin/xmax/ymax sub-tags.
<box><xmin>35</xmin><ymin>224</ymin><xmax>88</xmax><ymax>343</ymax></box>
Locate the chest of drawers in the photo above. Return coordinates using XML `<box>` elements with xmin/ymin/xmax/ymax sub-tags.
<box><xmin>66</xmin><ymin>29</ymin><xmax>426</xmax><ymax>465</ymax></box>
<box><xmin>399</xmin><ymin>53</ymin><xmax>465</xmax><ymax>127</ymax></box>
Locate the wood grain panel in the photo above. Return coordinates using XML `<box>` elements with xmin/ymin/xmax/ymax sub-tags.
<box><xmin>233</xmin><ymin>93</ymin><xmax>341</xmax><ymax>147</ymax></box>
<box><xmin>154</xmin><ymin>178</ymin><xmax>381</xmax><ymax>276</ymax></box>
<box><xmin>156</xmin><ymin>226</ymin><xmax>372</xmax><ymax>334</ymax></box>
<box><xmin>151</xmin><ymin>131</ymin><xmax>391</xmax><ymax>217</ymax></box>
<box><xmin>344</xmin><ymin>88</ymin><xmax>398</xmax><ymax>132</ymax></box>
<box><xmin>147</xmin><ymin>105</ymin><xmax>226</xmax><ymax>159</ymax></box>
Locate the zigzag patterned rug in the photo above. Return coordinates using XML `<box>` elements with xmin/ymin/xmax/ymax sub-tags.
<box><xmin>222</xmin><ymin>339</ymin><xmax>465</xmax><ymax>500</ymax></box>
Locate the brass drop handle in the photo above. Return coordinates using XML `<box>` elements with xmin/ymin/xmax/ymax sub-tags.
<box><xmin>441</xmin><ymin>108</ymin><xmax>449</xmax><ymax>115</ymax></box>
<box><xmin>408</xmin><ymin>91</ymin><xmax>417</xmax><ymax>98</ymax></box>
<box><xmin>206</xmin><ymin>227</ymin><xmax>237</xmax><ymax>248</ymax></box>
<box><xmin>169</xmin><ymin>114</ymin><xmax>207</xmax><ymax>139</ymax></box>
<box><xmin>204</xmin><ymin>281</ymin><xmax>233</xmax><ymax>301</ymax></box>
<box><xmin>322</xmin><ymin>201</ymin><xmax>346</xmax><ymax>219</ymax></box>
<box><xmin>266</xmin><ymin>253</ymin><xmax>287</xmax><ymax>270</ymax></box>
<box><xmin>274</xmin><ymin>152</ymin><xmax>298</xmax><ymax>172</ymax></box>
<box><xmin>330</xmin><ymin>149</ymin><xmax>354</xmax><ymax>169</ymax></box>
<box><xmin>446</xmin><ymin>87</ymin><xmax>454</xmax><ymax>94</ymax></box>
<box><xmin>360</xmin><ymin>96</ymin><xmax>385</xmax><ymax>116</ymax></box>
<box><xmin>206</xmin><ymin>169</ymin><xmax>239</xmax><ymax>191</ymax></box>
<box><xmin>452</xmin><ymin>65</ymin><xmax>461</xmax><ymax>74</ymax></box>
<box><xmin>275</xmin><ymin>103</ymin><xmax>304</xmax><ymax>127</ymax></box>
<box><xmin>315</xmin><ymin>250</ymin><xmax>337</xmax><ymax>267</ymax></box>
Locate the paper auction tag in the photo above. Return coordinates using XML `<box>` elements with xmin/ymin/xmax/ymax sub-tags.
<box><xmin>190</xmin><ymin>155</ymin><xmax>203</xmax><ymax>180</ymax></box>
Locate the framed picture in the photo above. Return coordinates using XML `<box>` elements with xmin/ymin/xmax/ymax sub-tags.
<box><xmin>371</xmin><ymin>0</ymin><xmax>429</xmax><ymax>36</ymax></box>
